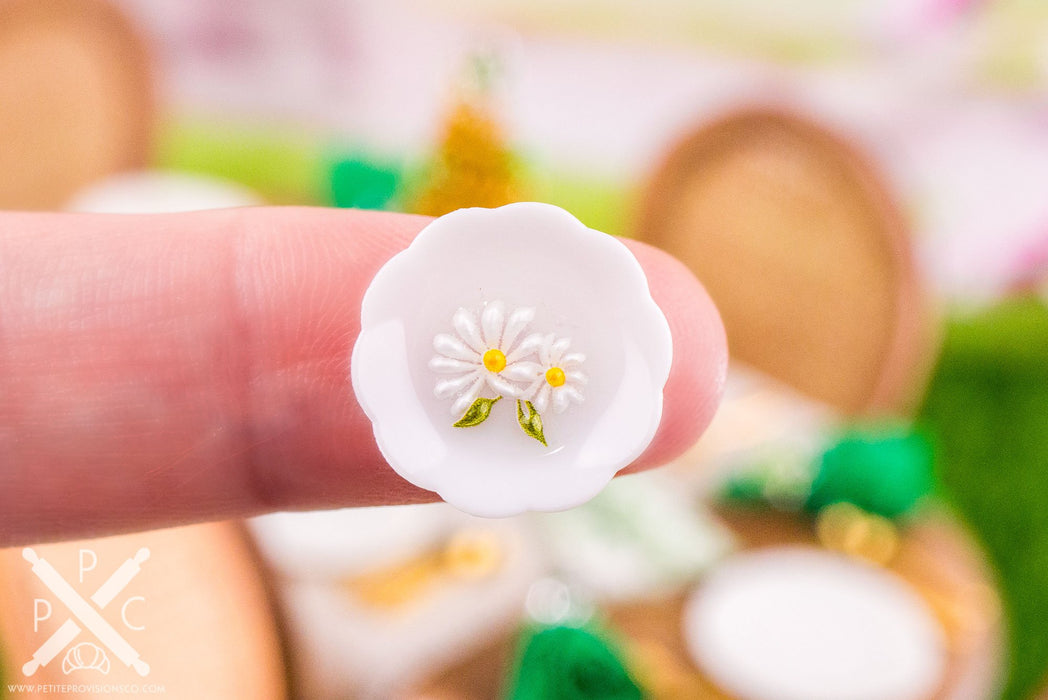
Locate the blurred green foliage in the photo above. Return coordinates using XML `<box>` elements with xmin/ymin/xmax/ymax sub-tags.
<box><xmin>507</xmin><ymin>625</ymin><xmax>641</xmax><ymax>700</ymax></box>
<box><xmin>156</xmin><ymin>119</ymin><xmax>327</xmax><ymax>204</ymax></box>
<box><xmin>720</xmin><ymin>426</ymin><xmax>933</xmax><ymax>520</ymax></box>
<box><xmin>328</xmin><ymin>156</ymin><xmax>401</xmax><ymax>211</ymax></box>
<box><xmin>528</xmin><ymin>168</ymin><xmax>633</xmax><ymax>239</ymax></box>
<box><xmin>805</xmin><ymin>427</ymin><xmax>934</xmax><ymax>519</ymax></box>
<box><xmin>919</xmin><ymin>297</ymin><xmax>1048</xmax><ymax>700</ymax></box>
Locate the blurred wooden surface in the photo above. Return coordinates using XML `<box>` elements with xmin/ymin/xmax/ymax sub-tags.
<box><xmin>0</xmin><ymin>0</ymin><xmax>153</xmax><ymax>210</ymax></box>
<box><xmin>637</xmin><ymin>110</ymin><xmax>931</xmax><ymax>415</ymax></box>
<box><xmin>0</xmin><ymin>522</ymin><xmax>288</xmax><ymax>699</ymax></box>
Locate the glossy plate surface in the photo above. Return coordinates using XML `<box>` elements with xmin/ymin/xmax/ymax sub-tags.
<box><xmin>352</xmin><ymin>203</ymin><xmax>672</xmax><ymax>516</ymax></box>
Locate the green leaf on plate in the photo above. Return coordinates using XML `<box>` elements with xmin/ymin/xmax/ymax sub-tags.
<box><xmin>517</xmin><ymin>400</ymin><xmax>548</xmax><ymax>446</ymax></box>
<box><xmin>454</xmin><ymin>396</ymin><xmax>501</xmax><ymax>428</ymax></box>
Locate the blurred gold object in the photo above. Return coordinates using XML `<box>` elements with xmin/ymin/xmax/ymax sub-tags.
<box><xmin>443</xmin><ymin>529</ymin><xmax>504</xmax><ymax>579</ymax></box>
<box><xmin>344</xmin><ymin>529</ymin><xmax>505</xmax><ymax>610</ymax></box>
<box><xmin>411</xmin><ymin>96</ymin><xmax>520</xmax><ymax>216</ymax></box>
<box><xmin>346</xmin><ymin>550</ymin><xmax>447</xmax><ymax>610</ymax></box>
<box><xmin>816</xmin><ymin>501</ymin><xmax>900</xmax><ymax>566</ymax></box>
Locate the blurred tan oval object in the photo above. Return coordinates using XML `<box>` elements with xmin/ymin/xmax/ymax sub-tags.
<box><xmin>638</xmin><ymin>110</ymin><xmax>928</xmax><ymax>414</ymax></box>
<box><xmin>0</xmin><ymin>522</ymin><xmax>288</xmax><ymax>699</ymax></box>
<box><xmin>0</xmin><ymin>0</ymin><xmax>152</xmax><ymax>209</ymax></box>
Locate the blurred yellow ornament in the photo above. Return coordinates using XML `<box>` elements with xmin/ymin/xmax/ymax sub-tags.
<box><xmin>443</xmin><ymin>529</ymin><xmax>504</xmax><ymax>579</ymax></box>
<box><xmin>343</xmin><ymin>551</ymin><xmax>444</xmax><ymax>609</ymax></box>
<box><xmin>411</xmin><ymin>96</ymin><xmax>521</xmax><ymax>216</ymax></box>
<box><xmin>342</xmin><ymin>529</ymin><xmax>504</xmax><ymax>609</ymax></box>
<box><xmin>816</xmin><ymin>501</ymin><xmax>899</xmax><ymax>566</ymax></box>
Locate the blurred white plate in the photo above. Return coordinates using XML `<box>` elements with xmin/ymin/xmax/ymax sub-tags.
<box><xmin>684</xmin><ymin>546</ymin><xmax>945</xmax><ymax>700</ymax></box>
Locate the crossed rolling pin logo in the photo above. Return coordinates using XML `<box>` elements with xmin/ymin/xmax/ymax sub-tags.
<box><xmin>22</xmin><ymin>547</ymin><xmax>150</xmax><ymax>678</ymax></box>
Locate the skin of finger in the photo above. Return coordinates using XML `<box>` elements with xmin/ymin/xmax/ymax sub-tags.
<box><xmin>619</xmin><ymin>238</ymin><xmax>727</xmax><ymax>473</ymax></box>
<box><xmin>0</xmin><ymin>208</ymin><xmax>725</xmax><ymax>544</ymax></box>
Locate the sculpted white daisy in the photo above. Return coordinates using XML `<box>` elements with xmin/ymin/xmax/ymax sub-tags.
<box><xmin>527</xmin><ymin>334</ymin><xmax>587</xmax><ymax>415</ymax></box>
<box><xmin>429</xmin><ymin>304</ymin><xmax>587</xmax><ymax>445</ymax></box>
<box><xmin>429</xmin><ymin>302</ymin><xmax>543</xmax><ymax>416</ymax></box>
<box><xmin>351</xmin><ymin>202</ymin><xmax>673</xmax><ymax>517</ymax></box>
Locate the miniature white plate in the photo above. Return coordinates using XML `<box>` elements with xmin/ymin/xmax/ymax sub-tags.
<box><xmin>352</xmin><ymin>203</ymin><xmax>672</xmax><ymax>517</ymax></box>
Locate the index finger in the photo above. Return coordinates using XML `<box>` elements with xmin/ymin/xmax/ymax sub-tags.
<box><xmin>0</xmin><ymin>207</ymin><xmax>726</xmax><ymax>544</ymax></box>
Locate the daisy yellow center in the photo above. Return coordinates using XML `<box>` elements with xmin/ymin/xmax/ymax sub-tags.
<box><xmin>545</xmin><ymin>366</ymin><xmax>566</xmax><ymax>387</ymax></box>
<box><xmin>483</xmin><ymin>348</ymin><xmax>507</xmax><ymax>373</ymax></box>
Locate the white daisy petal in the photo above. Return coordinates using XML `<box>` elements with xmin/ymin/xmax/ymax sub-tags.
<box><xmin>533</xmin><ymin>333</ymin><xmax>554</xmax><ymax>366</ymax></box>
<box><xmin>433</xmin><ymin>333</ymin><xmax>479</xmax><ymax>361</ymax></box>
<box><xmin>481</xmin><ymin>301</ymin><xmax>506</xmax><ymax>348</ymax></box>
<box><xmin>560</xmin><ymin>352</ymin><xmax>586</xmax><ymax>367</ymax></box>
<box><xmin>452</xmin><ymin>308</ymin><xmax>486</xmax><ymax>353</ymax></box>
<box><xmin>487</xmin><ymin>373</ymin><xmax>521</xmax><ymax>398</ymax></box>
<box><xmin>507</xmin><ymin>333</ymin><xmax>546</xmax><ymax>363</ymax></box>
<box><xmin>552</xmin><ymin>387</ymin><xmax>571</xmax><ymax>414</ymax></box>
<box><xmin>431</xmin><ymin>301</ymin><xmax>587</xmax><ymax>422</ymax></box>
<box><xmin>451</xmin><ymin>377</ymin><xmax>485</xmax><ymax>415</ymax></box>
<box><xmin>502</xmin><ymin>307</ymin><xmax>535</xmax><ymax>352</ymax></box>
<box><xmin>521</xmin><ymin>377</ymin><xmax>544</xmax><ymax>401</ymax></box>
<box><xmin>430</xmin><ymin>357</ymin><xmax>477</xmax><ymax>374</ymax></box>
<box><xmin>503</xmin><ymin>361</ymin><xmax>542</xmax><ymax>382</ymax></box>
<box><xmin>549</xmin><ymin>337</ymin><xmax>571</xmax><ymax>364</ymax></box>
<box><xmin>561</xmin><ymin>386</ymin><xmax>585</xmax><ymax>406</ymax></box>
<box><xmin>434</xmin><ymin>372</ymin><xmax>479</xmax><ymax>399</ymax></box>
<box><xmin>532</xmin><ymin>384</ymin><xmax>551</xmax><ymax>413</ymax></box>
